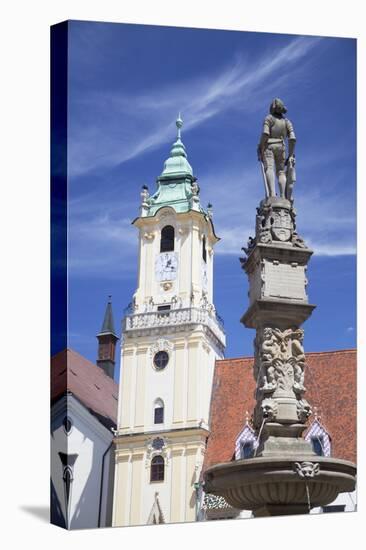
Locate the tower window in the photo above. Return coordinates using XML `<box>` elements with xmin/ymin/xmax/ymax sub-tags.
<box><xmin>153</xmin><ymin>351</ymin><xmax>169</xmax><ymax>370</ymax></box>
<box><xmin>160</xmin><ymin>225</ymin><xmax>175</xmax><ymax>252</ymax></box>
<box><xmin>150</xmin><ymin>456</ymin><xmax>165</xmax><ymax>482</ymax></box>
<box><xmin>311</xmin><ymin>436</ymin><xmax>324</xmax><ymax>456</ymax></box>
<box><xmin>202</xmin><ymin>235</ymin><xmax>207</xmax><ymax>263</ymax></box>
<box><xmin>154</xmin><ymin>399</ymin><xmax>164</xmax><ymax>424</ymax></box>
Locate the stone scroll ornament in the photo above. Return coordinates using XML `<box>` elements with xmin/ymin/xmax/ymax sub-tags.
<box><xmin>253</xmin><ymin>327</ymin><xmax>311</xmax><ymax>425</ymax></box>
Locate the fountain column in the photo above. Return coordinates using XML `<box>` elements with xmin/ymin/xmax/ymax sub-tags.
<box><xmin>203</xmin><ymin>100</ymin><xmax>356</xmax><ymax>517</ymax></box>
<box><xmin>241</xmin><ymin>196</ymin><xmax>315</xmax><ymax>459</ymax></box>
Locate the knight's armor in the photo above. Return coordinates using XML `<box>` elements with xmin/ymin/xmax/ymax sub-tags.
<box><xmin>262</xmin><ymin>114</ymin><xmax>296</xmax><ymax>177</ymax></box>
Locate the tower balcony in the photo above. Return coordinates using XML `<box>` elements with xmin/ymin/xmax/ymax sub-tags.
<box><xmin>123</xmin><ymin>307</ymin><xmax>226</xmax><ymax>350</ymax></box>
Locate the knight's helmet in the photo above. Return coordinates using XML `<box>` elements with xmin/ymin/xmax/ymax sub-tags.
<box><xmin>269</xmin><ymin>98</ymin><xmax>287</xmax><ymax>115</ymax></box>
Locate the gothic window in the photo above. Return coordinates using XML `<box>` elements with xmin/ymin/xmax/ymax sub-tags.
<box><xmin>153</xmin><ymin>350</ymin><xmax>169</xmax><ymax>370</ymax></box>
<box><xmin>154</xmin><ymin>399</ymin><xmax>164</xmax><ymax>424</ymax></box>
<box><xmin>150</xmin><ymin>456</ymin><xmax>165</xmax><ymax>482</ymax></box>
<box><xmin>63</xmin><ymin>416</ymin><xmax>72</xmax><ymax>435</ymax></box>
<box><xmin>305</xmin><ymin>419</ymin><xmax>331</xmax><ymax>457</ymax></box>
<box><xmin>311</xmin><ymin>436</ymin><xmax>324</xmax><ymax>456</ymax></box>
<box><xmin>202</xmin><ymin>235</ymin><xmax>207</xmax><ymax>263</ymax></box>
<box><xmin>235</xmin><ymin>423</ymin><xmax>257</xmax><ymax>460</ymax></box>
<box><xmin>160</xmin><ymin>225</ymin><xmax>175</xmax><ymax>252</ymax></box>
<box><xmin>241</xmin><ymin>442</ymin><xmax>254</xmax><ymax>459</ymax></box>
<box><xmin>63</xmin><ymin>466</ymin><xmax>73</xmax><ymax>508</ymax></box>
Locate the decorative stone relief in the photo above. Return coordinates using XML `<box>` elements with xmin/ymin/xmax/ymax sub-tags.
<box><xmin>293</xmin><ymin>461</ymin><xmax>320</xmax><ymax>479</ymax></box>
<box><xmin>253</xmin><ymin>326</ymin><xmax>310</xmax><ymax>426</ymax></box>
<box><xmin>296</xmin><ymin>399</ymin><xmax>312</xmax><ymax>422</ymax></box>
<box><xmin>271</xmin><ymin>208</ymin><xmax>293</xmax><ymax>241</ymax></box>
<box><xmin>145</xmin><ymin>437</ymin><xmax>170</xmax><ymax>469</ymax></box>
<box><xmin>240</xmin><ymin>201</ymin><xmax>307</xmax><ymax>264</ymax></box>
<box><xmin>144</xmin><ymin>297</ymin><xmax>155</xmax><ymax>312</ymax></box>
<box><xmin>171</xmin><ymin>295</ymin><xmax>183</xmax><ymax>309</ymax></box>
<box><xmin>255</xmin><ymin>327</ymin><xmax>306</xmax><ymax>395</ymax></box>
<box><xmin>161</xmin><ymin>282</ymin><xmax>173</xmax><ymax>291</ymax></box>
<box><xmin>178</xmin><ymin>225</ymin><xmax>189</xmax><ymax>235</ymax></box>
<box><xmin>149</xmin><ymin>338</ymin><xmax>174</xmax><ymax>356</ymax></box>
<box><xmin>260</xmin><ymin>398</ymin><xmax>278</xmax><ymax>421</ymax></box>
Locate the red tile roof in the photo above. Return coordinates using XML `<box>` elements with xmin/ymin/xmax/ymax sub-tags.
<box><xmin>51</xmin><ymin>348</ymin><xmax>118</xmax><ymax>429</ymax></box>
<box><xmin>203</xmin><ymin>349</ymin><xmax>356</xmax><ymax>474</ymax></box>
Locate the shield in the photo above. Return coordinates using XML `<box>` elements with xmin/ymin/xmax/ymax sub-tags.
<box><xmin>271</xmin><ymin>208</ymin><xmax>293</xmax><ymax>241</ymax></box>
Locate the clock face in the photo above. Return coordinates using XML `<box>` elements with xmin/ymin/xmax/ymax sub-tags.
<box><xmin>155</xmin><ymin>252</ymin><xmax>178</xmax><ymax>281</ymax></box>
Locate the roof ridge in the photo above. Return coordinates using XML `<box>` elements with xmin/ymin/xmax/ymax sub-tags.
<box><xmin>216</xmin><ymin>349</ymin><xmax>356</xmax><ymax>364</ymax></box>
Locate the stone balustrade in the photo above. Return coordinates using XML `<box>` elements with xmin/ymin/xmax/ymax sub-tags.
<box><xmin>124</xmin><ymin>307</ymin><xmax>226</xmax><ymax>347</ymax></box>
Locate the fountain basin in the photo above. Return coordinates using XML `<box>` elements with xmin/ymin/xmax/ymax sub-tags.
<box><xmin>203</xmin><ymin>456</ymin><xmax>356</xmax><ymax>516</ymax></box>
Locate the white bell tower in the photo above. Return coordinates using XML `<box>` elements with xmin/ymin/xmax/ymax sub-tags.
<box><xmin>113</xmin><ymin>116</ymin><xmax>225</xmax><ymax>527</ymax></box>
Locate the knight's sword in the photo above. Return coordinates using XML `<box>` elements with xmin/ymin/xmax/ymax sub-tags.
<box><xmin>259</xmin><ymin>159</ymin><xmax>270</xmax><ymax>198</ymax></box>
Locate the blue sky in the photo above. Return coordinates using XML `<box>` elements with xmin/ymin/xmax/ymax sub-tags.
<box><xmin>66</xmin><ymin>21</ymin><xmax>356</xmax><ymax>378</ymax></box>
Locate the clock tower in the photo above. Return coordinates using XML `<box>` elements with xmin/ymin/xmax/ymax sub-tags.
<box><xmin>112</xmin><ymin>116</ymin><xmax>226</xmax><ymax>527</ymax></box>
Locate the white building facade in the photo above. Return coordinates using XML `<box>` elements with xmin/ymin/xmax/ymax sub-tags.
<box><xmin>112</xmin><ymin>117</ymin><xmax>226</xmax><ymax>527</ymax></box>
<box><xmin>51</xmin><ymin>394</ymin><xmax>115</xmax><ymax>529</ymax></box>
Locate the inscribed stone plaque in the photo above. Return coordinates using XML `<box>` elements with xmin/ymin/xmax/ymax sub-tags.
<box><xmin>263</xmin><ymin>261</ymin><xmax>307</xmax><ymax>302</ymax></box>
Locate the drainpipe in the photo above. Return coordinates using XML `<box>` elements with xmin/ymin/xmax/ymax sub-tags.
<box><xmin>98</xmin><ymin>441</ymin><xmax>113</xmax><ymax>527</ymax></box>
<box><xmin>194</xmin><ymin>482</ymin><xmax>201</xmax><ymax>521</ymax></box>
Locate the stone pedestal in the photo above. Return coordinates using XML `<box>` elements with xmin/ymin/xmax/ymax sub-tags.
<box><xmin>204</xmin><ymin>197</ymin><xmax>356</xmax><ymax>515</ymax></box>
<box><xmin>241</xmin><ymin>198</ymin><xmax>316</xmax><ymax>456</ymax></box>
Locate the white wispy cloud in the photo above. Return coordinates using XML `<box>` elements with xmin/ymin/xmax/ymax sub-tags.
<box><xmin>67</xmin><ymin>34</ymin><xmax>355</xmax><ymax>278</ymax></box>
<box><xmin>198</xmin><ymin>150</ymin><xmax>356</xmax><ymax>258</ymax></box>
<box><xmin>68</xmin><ymin>212</ymin><xmax>138</xmax><ymax>276</ymax></box>
<box><xmin>69</xmin><ymin>36</ymin><xmax>321</xmax><ymax>177</ymax></box>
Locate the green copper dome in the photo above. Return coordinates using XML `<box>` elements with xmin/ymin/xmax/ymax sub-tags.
<box><xmin>139</xmin><ymin>115</ymin><xmax>209</xmax><ymax>217</ymax></box>
<box><xmin>160</xmin><ymin>114</ymin><xmax>193</xmax><ymax>178</ymax></box>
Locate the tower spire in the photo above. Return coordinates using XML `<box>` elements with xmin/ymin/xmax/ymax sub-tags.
<box><xmin>159</xmin><ymin>113</ymin><xmax>192</xmax><ymax>177</ymax></box>
<box><xmin>96</xmin><ymin>297</ymin><xmax>119</xmax><ymax>379</ymax></box>
<box><xmin>99</xmin><ymin>295</ymin><xmax>116</xmax><ymax>335</ymax></box>
<box><xmin>176</xmin><ymin>112</ymin><xmax>183</xmax><ymax>140</ymax></box>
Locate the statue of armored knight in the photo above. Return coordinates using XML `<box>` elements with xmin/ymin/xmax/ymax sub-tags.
<box><xmin>257</xmin><ymin>98</ymin><xmax>296</xmax><ymax>201</ymax></box>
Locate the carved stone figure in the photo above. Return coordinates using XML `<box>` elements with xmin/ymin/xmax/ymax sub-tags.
<box><xmin>141</xmin><ymin>185</ymin><xmax>150</xmax><ymax>204</ymax></box>
<box><xmin>294</xmin><ymin>461</ymin><xmax>320</xmax><ymax>479</ymax></box>
<box><xmin>253</xmin><ymin>326</ymin><xmax>309</xmax><ymax>426</ymax></box>
<box><xmin>257</xmin><ymin>98</ymin><xmax>296</xmax><ymax>200</ymax></box>
<box><xmin>260</xmin><ymin>398</ymin><xmax>278</xmax><ymax>422</ymax></box>
<box><xmin>296</xmin><ymin>399</ymin><xmax>312</xmax><ymax>422</ymax></box>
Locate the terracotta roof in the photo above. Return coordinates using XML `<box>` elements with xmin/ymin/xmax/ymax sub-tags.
<box><xmin>203</xmin><ymin>349</ymin><xmax>356</xmax><ymax>474</ymax></box>
<box><xmin>51</xmin><ymin>348</ymin><xmax>118</xmax><ymax>429</ymax></box>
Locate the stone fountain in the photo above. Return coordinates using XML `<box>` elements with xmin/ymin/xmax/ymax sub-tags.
<box><xmin>203</xmin><ymin>98</ymin><xmax>356</xmax><ymax>517</ymax></box>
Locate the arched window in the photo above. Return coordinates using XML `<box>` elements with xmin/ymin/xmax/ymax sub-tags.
<box><xmin>202</xmin><ymin>235</ymin><xmax>207</xmax><ymax>263</ymax></box>
<box><xmin>160</xmin><ymin>225</ymin><xmax>175</xmax><ymax>252</ymax></box>
<box><xmin>150</xmin><ymin>456</ymin><xmax>164</xmax><ymax>482</ymax></box>
<box><xmin>154</xmin><ymin>399</ymin><xmax>164</xmax><ymax>424</ymax></box>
